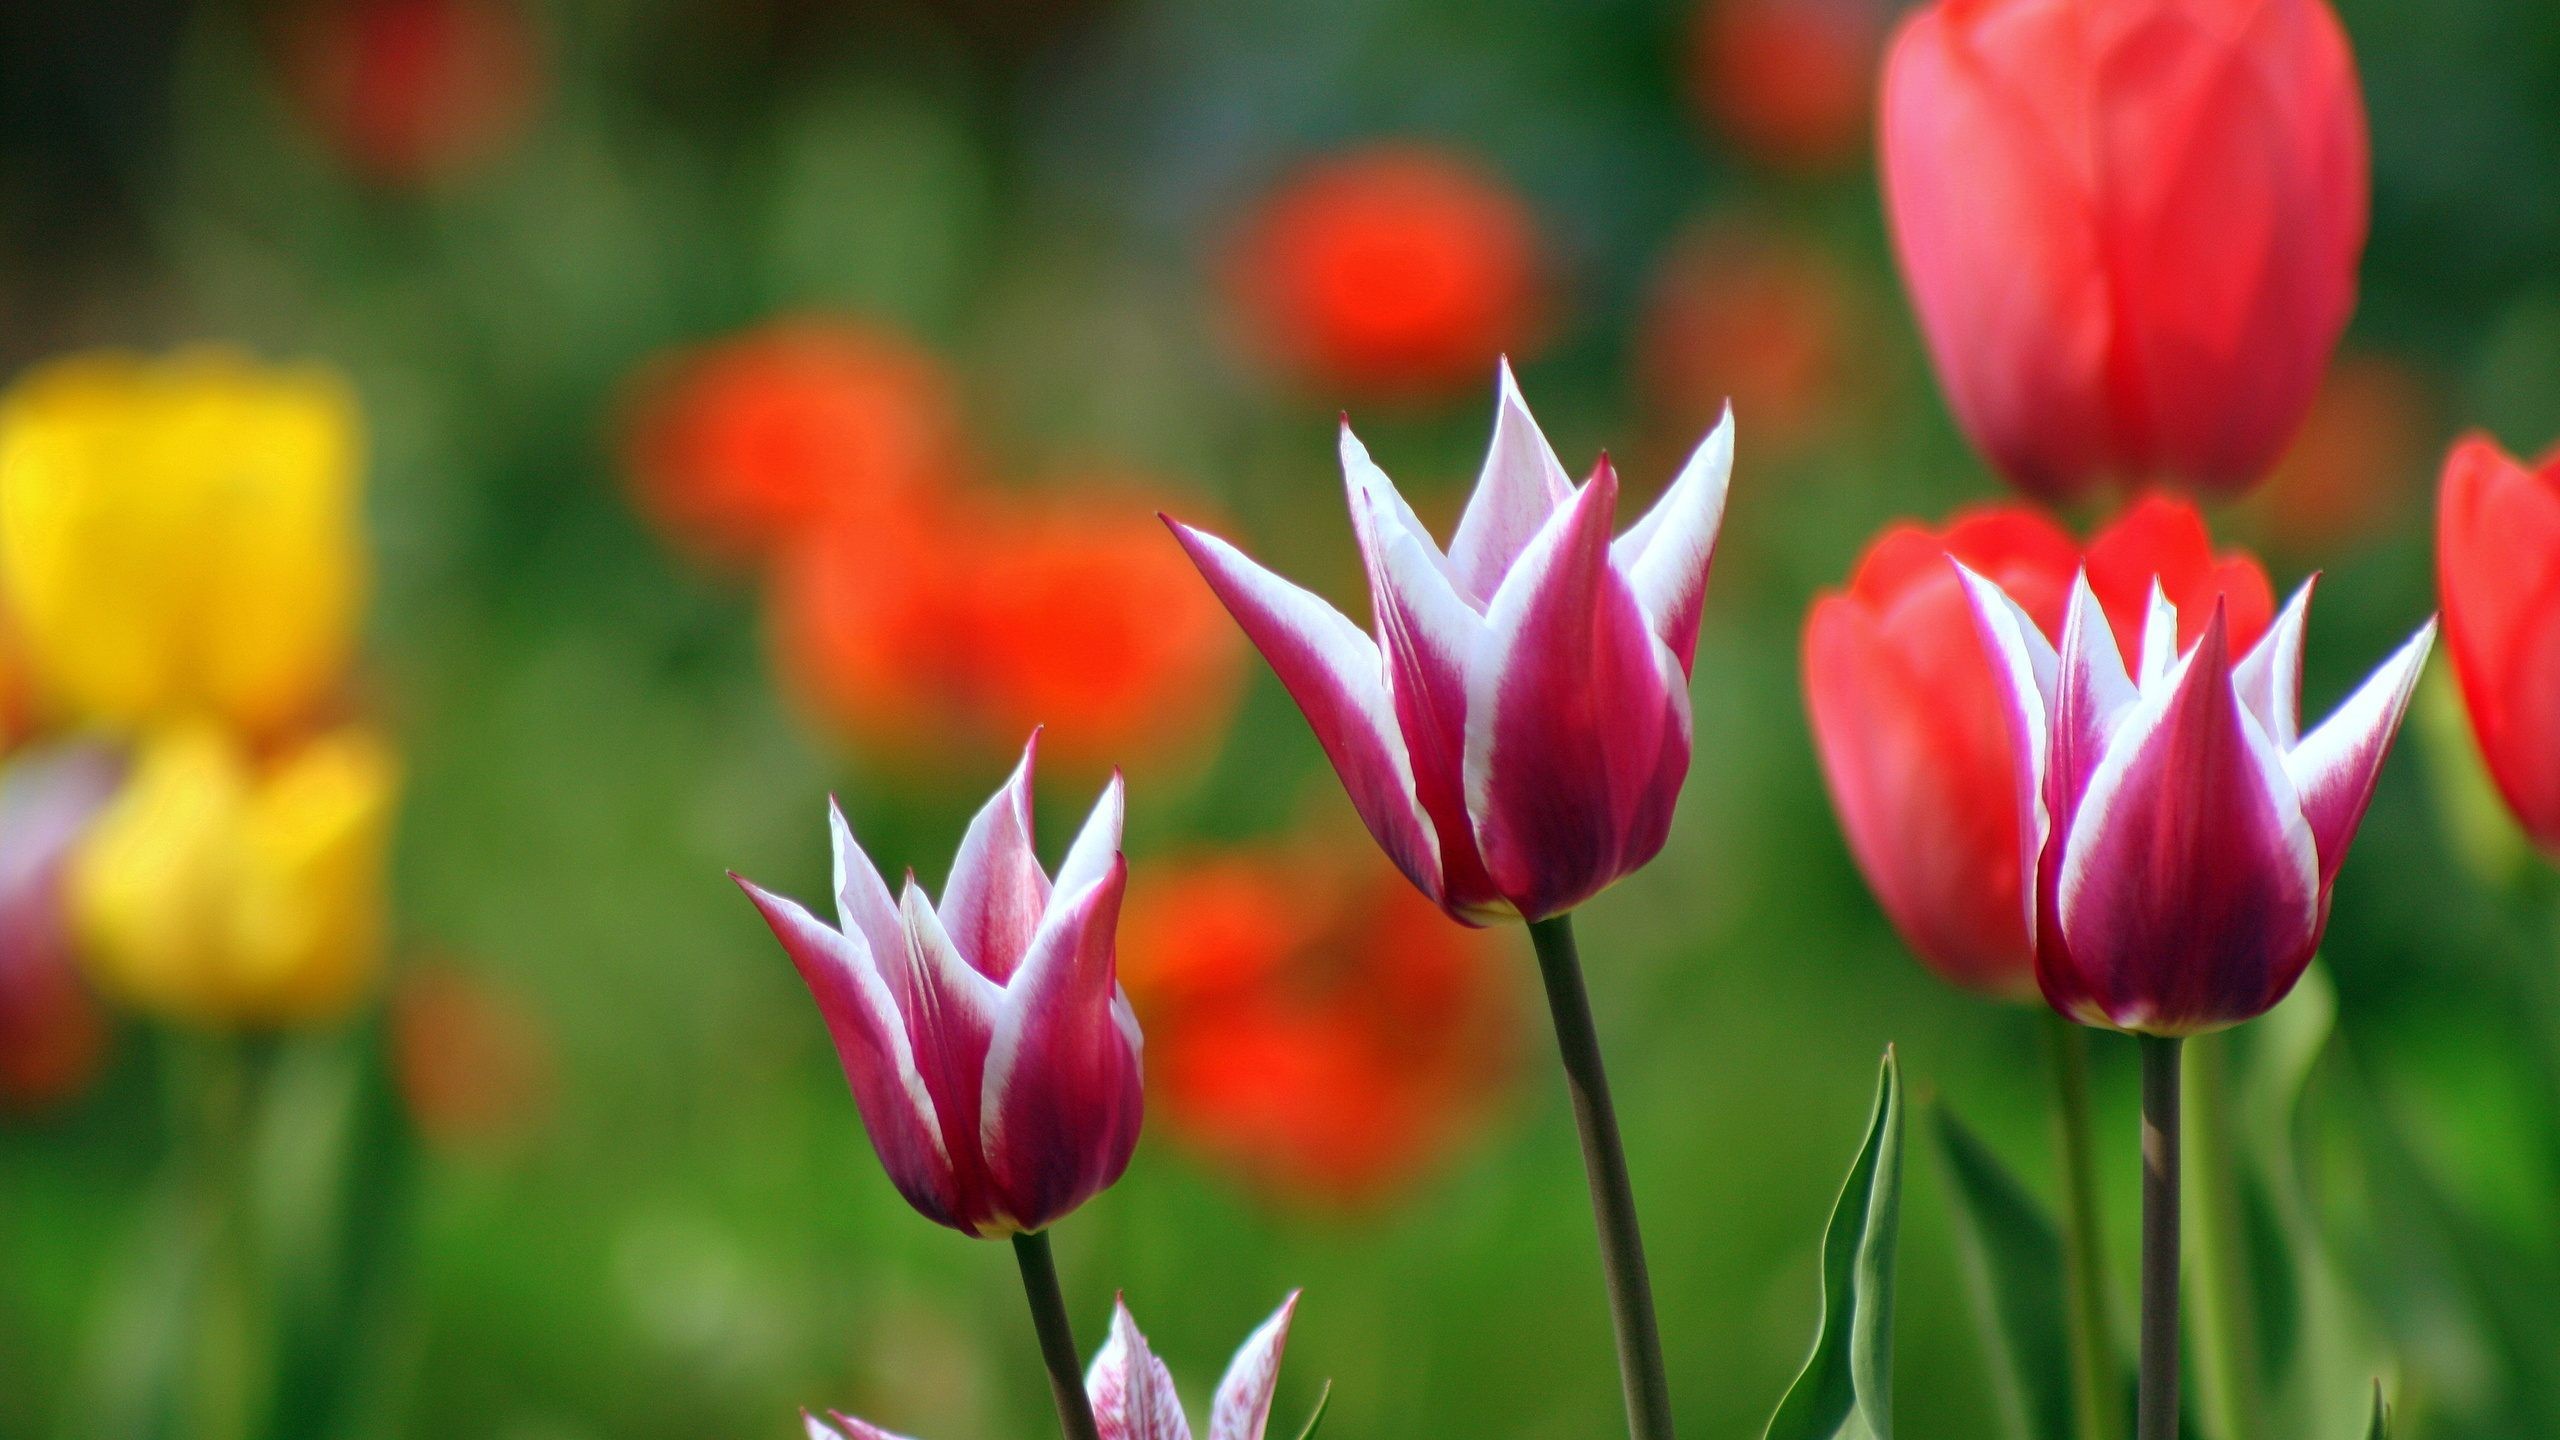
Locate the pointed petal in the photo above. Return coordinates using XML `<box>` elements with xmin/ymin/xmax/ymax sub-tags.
<box><xmin>810</xmin><ymin>1412</ymin><xmax>915</xmax><ymax>1440</ymax></box>
<box><xmin>2136</xmin><ymin>581</ymin><xmax>2180</xmax><ymax>692</ymax></box>
<box><xmin>2049</xmin><ymin>573</ymin><xmax>2141</xmax><ymax>850</ymax></box>
<box><xmin>1953</xmin><ymin>561</ymin><xmax>2059</xmax><ymax>944</ymax></box>
<box><xmin>1611</xmin><ymin>405</ymin><xmax>1735</xmax><ymax>674</ymax></box>
<box><xmin>2286</xmin><ymin>619</ymin><xmax>2435</xmax><ymax>885</ymax></box>
<box><xmin>939</xmin><ymin>736</ymin><xmax>1051</xmax><ymax>982</ymax></box>
<box><xmin>1208</xmin><ymin>1292</ymin><xmax>1301</xmax><ymax>1440</ymax></box>
<box><xmin>1339</xmin><ymin>424</ymin><xmax>1464</xmax><ymax>603</ymax></box>
<box><xmin>2052</xmin><ymin>610</ymin><xmax>2322</xmax><ymax>1034</ymax></box>
<box><xmin>735</xmin><ymin>876</ymin><xmax>956</xmax><ymax>1223</ymax></box>
<box><xmin>1446</xmin><ymin>360</ymin><xmax>1575</xmax><ymax>599</ymax></box>
<box><xmin>1166</xmin><ymin>519</ymin><xmax>1442</xmax><ymax>902</ymax></box>
<box><xmin>830</xmin><ymin>800</ymin><xmax>907</xmax><ymax>987</ymax></box>
<box><xmin>895</xmin><ymin>881</ymin><xmax>1004</xmax><ymax>1220</ymax></box>
<box><xmin>1089</xmin><ymin>1300</ymin><xmax>1190</xmax><ymax>1440</ymax></box>
<box><xmin>1048</xmin><ymin>771</ymin><xmax>1126</xmax><ymax>919</ymax></box>
<box><xmin>980</xmin><ymin>855</ymin><xmax>1142</xmax><ymax>1234</ymax></box>
<box><xmin>2233</xmin><ymin>579</ymin><xmax>2315</xmax><ymax>751</ymax></box>
<box><xmin>1463</xmin><ymin>461</ymin><xmax>1693</xmax><ymax>920</ymax></box>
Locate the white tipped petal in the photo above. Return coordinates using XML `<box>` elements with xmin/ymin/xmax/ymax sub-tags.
<box><xmin>1612</xmin><ymin>405</ymin><xmax>1734</xmax><ymax>673</ymax></box>
<box><xmin>2235</xmin><ymin>579</ymin><xmax>2316</xmax><ymax>751</ymax></box>
<box><xmin>1447</xmin><ymin>360</ymin><xmax>1575</xmax><ymax>598</ymax></box>
<box><xmin>2287</xmin><ymin>619</ymin><xmax>2436</xmax><ymax>883</ymax></box>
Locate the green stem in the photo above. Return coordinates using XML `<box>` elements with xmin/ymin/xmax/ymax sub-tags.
<box><xmin>2182</xmin><ymin>1034</ymin><xmax>2265</xmax><ymax>1440</ymax></box>
<box><xmin>2137</xmin><ymin>1035</ymin><xmax>2183</xmax><ymax>1440</ymax></box>
<box><xmin>170</xmin><ymin>1035</ymin><xmax>269</xmax><ymax>1440</ymax></box>
<box><xmin>1011</xmin><ymin>1231</ymin><xmax>1102</xmax><ymax>1440</ymax></box>
<box><xmin>1526</xmin><ymin>914</ymin><xmax>1677</xmax><ymax>1440</ymax></box>
<box><xmin>2043</xmin><ymin>1014</ymin><xmax>2124</xmax><ymax>1440</ymax></box>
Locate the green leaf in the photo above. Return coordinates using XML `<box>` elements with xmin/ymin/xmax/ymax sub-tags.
<box><xmin>1763</xmin><ymin>1048</ymin><xmax>1905</xmax><ymax>1440</ymax></box>
<box><xmin>2364</xmin><ymin>1382</ymin><xmax>2389</xmax><ymax>1440</ymax></box>
<box><xmin>1930</xmin><ymin>1103</ymin><xmax>2074</xmax><ymax>1440</ymax></box>
<box><xmin>1289</xmin><ymin>1380</ymin><xmax>1333</xmax><ymax>1440</ymax></box>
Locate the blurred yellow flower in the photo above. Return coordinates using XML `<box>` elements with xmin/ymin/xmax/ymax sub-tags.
<box><xmin>70</xmin><ymin>725</ymin><xmax>399</xmax><ymax>1029</ymax></box>
<box><xmin>0</xmin><ymin>349</ymin><xmax>367</xmax><ymax>737</ymax></box>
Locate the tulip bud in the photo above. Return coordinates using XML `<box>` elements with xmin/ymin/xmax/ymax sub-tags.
<box><xmin>807</xmin><ymin>1292</ymin><xmax>1303</xmax><ymax>1440</ymax></box>
<box><xmin>69</xmin><ymin>726</ymin><xmax>400</xmax><ymax>1030</ymax></box>
<box><xmin>1880</xmin><ymin>0</ymin><xmax>2368</xmax><ymax>499</ymax></box>
<box><xmin>1805</xmin><ymin>496</ymin><xmax>2271</xmax><ymax>997</ymax></box>
<box><xmin>1168</xmin><ymin>363</ymin><xmax>1733</xmax><ymax>925</ymax></box>
<box><xmin>2437</xmin><ymin>434</ymin><xmax>2560</xmax><ymax>854</ymax></box>
<box><xmin>1959</xmin><ymin>566</ymin><xmax>2430</xmax><ymax>1034</ymax></box>
<box><xmin>736</xmin><ymin>735</ymin><xmax>1143</xmax><ymax>1237</ymax></box>
<box><xmin>0</xmin><ymin>350</ymin><xmax>367</xmax><ymax>737</ymax></box>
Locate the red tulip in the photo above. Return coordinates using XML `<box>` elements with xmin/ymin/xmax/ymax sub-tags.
<box><xmin>1880</xmin><ymin>0</ymin><xmax>2368</xmax><ymax>500</ymax></box>
<box><xmin>286</xmin><ymin>0</ymin><xmax>541</xmax><ymax>187</ymax></box>
<box><xmin>1805</xmin><ymin>496</ymin><xmax>2273</xmax><ymax>997</ymax></box>
<box><xmin>2439</xmin><ymin>435</ymin><xmax>2560</xmax><ymax>853</ymax></box>
<box><xmin>1690</xmin><ymin>0</ymin><xmax>1885</xmax><ymax>174</ymax></box>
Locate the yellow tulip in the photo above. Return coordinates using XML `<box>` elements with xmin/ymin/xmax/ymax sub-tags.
<box><xmin>70</xmin><ymin>725</ymin><xmax>399</xmax><ymax>1029</ymax></box>
<box><xmin>0</xmin><ymin>349</ymin><xmax>366</xmax><ymax>736</ymax></box>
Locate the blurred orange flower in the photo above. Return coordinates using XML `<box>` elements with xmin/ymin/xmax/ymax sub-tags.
<box><xmin>285</xmin><ymin>0</ymin><xmax>543</xmax><ymax>187</ymax></box>
<box><xmin>391</xmin><ymin>962</ymin><xmax>556</xmax><ymax>1155</ymax></box>
<box><xmin>1636</xmin><ymin>219</ymin><xmax>1859</xmax><ymax>459</ymax></box>
<box><xmin>1689</xmin><ymin>0</ymin><xmax>1884</xmax><ymax>174</ymax></box>
<box><xmin>622</xmin><ymin>319</ymin><xmax>966</xmax><ymax>570</ymax></box>
<box><xmin>1119</xmin><ymin>840</ymin><xmax>1517</xmax><ymax>1209</ymax></box>
<box><xmin>1226</xmin><ymin>145</ymin><xmax>1550</xmax><ymax>403</ymax></box>
<box><xmin>2245</xmin><ymin>351</ymin><xmax>2436</xmax><ymax>557</ymax></box>
<box><xmin>770</xmin><ymin>483</ymin><xmax>1242</xmax><ymax>773</ymax></box>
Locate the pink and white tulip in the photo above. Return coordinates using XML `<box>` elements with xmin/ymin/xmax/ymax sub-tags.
<box><xmin>1960</xmin><ymin>566</ymin><xmax>2433</xmax><ymax>1034</ymax></box>
<box><xmin>806</xmin><ymin>1292</ymin><xmax>1303</xmax><ymax>1440</ymax></box>
<box><xmin>1167</xmin><ymin>364</ymin><xmax>1734</xmax><ymax>924</ymax></box>
<box><xmin>736</xmin><ymin>734</ymin><xmax>1143</xmax><ymax>1237</ymax></box>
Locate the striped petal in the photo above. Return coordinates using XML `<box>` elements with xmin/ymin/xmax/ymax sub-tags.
<box><xmin>807</xmin><ymin>1411</ymin><xmax>915</xmax><ymax>1440</ymax></box>
<box><xmin>2052</xmin><ymin>610</ymin><xmax>2321</xmax><ymax>1034</ymax></box>
<box><xmin>830</xmin><ymin>799</ymin><xmax>908</xmax><ymax>993</ymax></box>
<box><xmin>2285</xmin><ymin>619</ymin><xmax>2435</xmax><ymax>884</ymax></box>
<box><xmin>1089</xmin><ymin>1300</ymin><xmax>1191</xmax><ymax>1440</ymax></box>
<box><xmin>1208</xmin><ymin>1292</ymin><xmax>1302</xmax><ymax>1440</ymax></box>
<box><xmin>2047</xmin><ymin>574</ymin><xmax>2141</xmax><ymax>859</ymax></box>
<box><xmin>1166</xmin><ymin>519</ymin><xmax>1442</xmax><ymax>903</ymax></box>
<box><xmin>939</xmin><ymin>735</ymin><xmax>1050</xmax><ymax>981</ymax></box>
<box><xmin>1463</xmin><ymin>459</ymin><xmax>1692</xmax><ymax>921</ymax></box>
<box><xmin>2234</xmin><ymin>580</ymin><xmax>2315</xmax><ymax>752</ymax></box>
<box><xmin>1954</xmin><ymin>561</ymin><xmax>2060</xmax><ymax>943</ymax></box>
<box><xmin>735</xmin><ymin>875</ymin><xmax>955</xmax><ymax>1225</ymax></box>
<box><xmin>1610</xmin><ymin>405</ymin><xmax>1735</xmax><ymax>674</ymax></box>
<box><xmin>1446</xmin><ymin>359</ymin><xmax>1574</xmax><ymax>600</ymax></box>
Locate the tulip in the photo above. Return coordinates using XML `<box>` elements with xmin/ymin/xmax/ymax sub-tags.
<box><xmin>0</xmin><ymin>350</ymin><xmax>367</xmax><ymax>737</ymax></box>
<box><xmin>807</xmin><ymin>1292</ymin><xmax>1303</xmax><ymax>1440</ymax></box>
<box><xmin>2437</xmin><ymin>435</ymin><xmax>2560</xmax><ymax>854</ymax></box>
<box><xmin>286</xmin><ymin>0</ymin><xmax>542</xmax><ymax>187</ymax></box>
<box><xmin>0</xmin><ymin>744</ymin><xmax>123</xmax><ymax>1108</ymax></box>
<box><xmin>1959</xmin><ymin>567</ymin><xmax>2430</xmax><ymax>1035</ymax></box>
<box><xmin>1880</xmin><ymin>0</ymin><xmax>2368</xmax><ymax>500</ymax></box>
<box><xmin>68</xmin><ymin>726</ymin><xmax>400</xmax><ymax>1031</ymax></box>
<box><xmin>1167</xmin><ymin>364</ymin><xmax>1733</xmax><ymax>926</ymax></box>
<box><xmin>1805</xmin><ymin>496</ymin><xmax>2273</xmax><ymax>998</ymax></box>
<box><xmin>734</xmin><ymin>735</ymin><xmax>1142</xmax><ymax>1239</ymax></box>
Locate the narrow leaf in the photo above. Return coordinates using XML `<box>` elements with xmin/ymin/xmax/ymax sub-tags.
<box><xmin>2364</xmin><ymin>1381</ymin><xmax>2388</xmax><ymax>1440</ymax></box>
<box><xmin>1763</xmin><ymin>1048</ymin><xmax>1905</xmax><ymax>1440</ymax></box>
<box><xmin>1289</xmin><ymin>1380</ymin><xmax>1333</xmax><ymax>1440</ymax></box>
<box><xmin>1931</xmin><ymin>1103</ymin><xmax>2075</xmax><ymax>1440</ymax></box>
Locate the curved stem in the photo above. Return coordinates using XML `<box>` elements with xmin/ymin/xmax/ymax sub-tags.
<box><xmin>2043</xmin><ymin>1014</ymin><xmax>2123</xmax><ymax>1440</ymax></box>
<box><xmin>1527</xmin><ymin>914</ymin><xmax>1677</xmax><ymax>1440</ymax></box>
<box><xmin>2137</xmin><ymin>1035</ymin><xmax>2184</xmax><ymax>1440</ymax></box>
<box><xmin>1011</xmin><ymin>1231</ymin><xmax>1102</xmax><ymax>1440</ymax></box>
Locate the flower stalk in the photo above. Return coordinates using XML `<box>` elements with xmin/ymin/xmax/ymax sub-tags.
<box><xmin>2043</xmin><ymin>1013</ymin><xmax>2123</xmax><ymax>1440</ymax></box>
<box><xmin>2137</xmin><ymin>1035</ymin><xmax>2183</xmax><ymax>1440</ymax></box>
<box><xmin>1010</xmin><ymin>1231</ymin><xmax>1103</xmax><ymax>1440</ymax></box>
<box><xmin>1527</xmin><ymin>914</ymin><xmax>1675</xmax><ymax>1440</ymax></box>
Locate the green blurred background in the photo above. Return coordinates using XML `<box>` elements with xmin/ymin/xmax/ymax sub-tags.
<box><xmin>4</xmin><ymin>1</ymin><xmax>2560</xmax><ymax>1437</ymax></box>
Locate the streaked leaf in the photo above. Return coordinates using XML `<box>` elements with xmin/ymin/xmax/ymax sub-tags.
<box><xmin>1931</xmin><ymin>1103</ymin><xmax>2073</xmax><ymax>1440</ymax></box>
<box><xmin>1763</xmin><ymin>1049</ymin><xmax>1905</xmax><ymax>1440</ymax></box>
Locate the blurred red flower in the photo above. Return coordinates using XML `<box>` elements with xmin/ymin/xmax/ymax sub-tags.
<box><xmin>2246</xmin><ymin>352</ymin><xmax>2435</xmax><ymax>557</ymax></box>
<box><xmin>0</xmin><ymin>747</ymin><xmax>122</xmax><ymax>1113</ymax></box>
<box><xmin>390</xmin><ymin>961</ymin><xmax>556</xmax><ymax>1155</ymax></box>
<box><xmin>1119</xmin><ymin>839</ymin><xmax>1516</xmax><ymax>1209</ymax></box>
<box><xmin>1635</xmin><ymin>219</ymin><xmax>1859</xmax><ymax>460</ymax></box>
<box><xmin>285</xmin><ymin>0</ymin><xmax>542</xmax><ymax>187</ymax></box>
<box><xmin>1689</xmin><ymin>0</ymin><xmax>1884</xmax><ymax>174</ymax></box>
<box><xmin>1805</xmin><ymin>495</ymin><xmax>2273</xmax><ymax>997</ymax></box>
<box><xmin>1226</xmin><ymin>145</ymin><xmax>1550</xmax><ymax>403</ymax></box>
<box><xmin>623</xmin><ymin>320</ymin><xmax>966</xmax><ymax>571</ymax></box>
<box><xmin>771</xmin><ymin>481</ymin><xmax>1243</xmax><ymax>774</ymax></box>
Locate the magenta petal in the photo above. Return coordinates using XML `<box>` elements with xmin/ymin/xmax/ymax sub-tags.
<box><xmin>1954</xmin><ymin>561</ymin><xmax>2061</xmax><ymax>945</ymax></box>
<box><xmin>939</xmin><ymin>736</ymin><xmax>1052</xmax><ymax>982</ymax></box>
<box><xmin>1446</xmin><ymin>360</ymin><xmax>1575</xmax><ymax>600</ymax></box>
<box><xmin>2053</xmin><ymin>612</ymin><xmax>2322</xmax><ymax>1034</ymax></box>
<box><xmin>2234</xmin><ymin>580</ymin><xmax>2314</xmax><ymax>750</ymax></box>
<box><xmin>1049</xmin><ymin>772</ymin><xmax>1127</xmax><ymax>906</ymax></box>
<box><xmin>1463</xmin><ymin>460</ymin><xmax>1693</xmax><ymax>921</ymax></box>
<box><xmin>735</xmin><ymin>876</ymin><xmax>957</xmax><ymax>1225</ymax></box>
<box><xmin>830</xmin><ymin>800</ymin><xmax>910</xmax><ymax>992</ymax></box>
<box><xmin>894</xmin><ymin>883</ymin><xmax>1005</xmax><ymax>1224</ymax></box>
<box><xmin>808</xmin><ymin>1412</ymin><xmax>913</xmax><ymax>1440</ymax></box>
<box><xmin>1207</xmin><ymin>1292</ymin><xmax>1301</xmax><ymax>1440</ymax></box>
<box><xmin>979</xmin><ymin>856</ymin><xmax>1142</xmax><ymax>1234</ymax></box>
<box><xmin>2286</xmin><ymin>619</ymin><xmax>2435</xmax><ymax>884</ymax></box>
<box><xmin>1166</xmin><ymin>518</ymin><xmax>1444</xmax><ymax>903</ymax></box>
<box><xmin>1610</xmin><ymin>406</ymin><xmax>1735</xmax><ymax>674</ymax></box>
<box><xmin>2046</xmin><ymin>574</ymin><xmax>2140</xmax><ymax>863</ymax></box>
<box><xmin>1089</xmin><ymin>1300</ymin><xmax>1190</xmax><ymax>1440</ymax></box>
